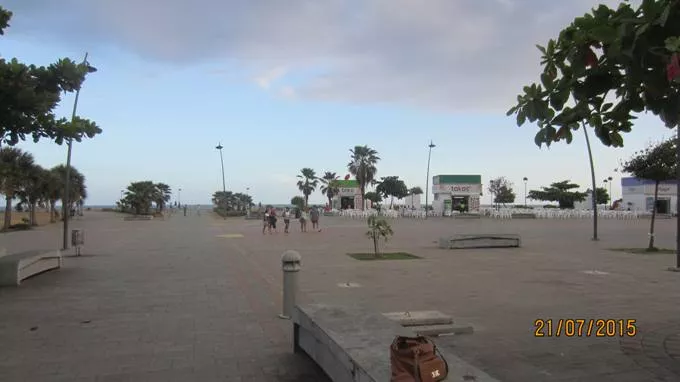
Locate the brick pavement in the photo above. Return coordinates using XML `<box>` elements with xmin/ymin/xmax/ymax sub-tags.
<box><xmin>3</xmin><ymin>211</ymin><xmax>680</xmax><ymax>381</ymax></box>
<box><xmin>215</xmin><ymin>214</ymin><xmax>680</xmax><ymax>381</ymax></box>
<box><xmin>0</xmin><ymin>211</ymin><xmax>328</xmax><ymax>381</ymax></box>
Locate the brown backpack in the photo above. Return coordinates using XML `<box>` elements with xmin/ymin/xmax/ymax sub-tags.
<box><xmin>390</xmin><ymin>335</ymin><xmax>449</xmax><ymax>382</ymax></box>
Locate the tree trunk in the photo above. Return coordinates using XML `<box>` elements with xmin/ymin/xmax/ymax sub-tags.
<box><xmin>304</xmin><ymin>194</ymin><xmax>309</xmax><ymax>207</ymax></box>
<box><xmin>373</xmin><ymin>234</ymin><xmax>379</xmax><ymax>257</ymax></box>
<box><xmin>649</xmin><ymin>180</ymin><xmax>660</xmax><ymax>250</ymax></box>
<box><xmin>327</xmin><ymin>195</ymin><xmax>332</xmax><ymax>210</ymax></box>
<box><xmin>30</xmin><ymin>202</ymin><xmax>37</xmax><ymax>226</ymax></box>
<box><xmin>390</xmin><ymin>196</ymin><xmax>394</xmax><ymax>209</ymax></box>
<box><xmin>583</xmin><ymin>124</ymin><xmax>598</xmax><ymax>241</ymax></box>
<box><xmin>49</xmin><ymin>200</ymin><xmax>57</xmax><ymax>223</ymax></box>
<box><xmin>3</xmin><ymin>196</ymin><xmax>12</xmax><ymax>230</ymax></box>
<box><xmin>360</xmin><ymin>185</ymin><xmax>366</xmax><ymax>210</ymax></box>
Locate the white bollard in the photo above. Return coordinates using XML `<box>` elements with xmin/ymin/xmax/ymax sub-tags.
<box><xmin>278</xmin><ymin>250</ymin><xmax>302</xmax><ymax>319</ymax></box>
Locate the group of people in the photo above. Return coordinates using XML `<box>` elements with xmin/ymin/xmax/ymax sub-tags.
<box><xmin>262</xmin><ymin>206</ymin><xmax>321</xmax><ymax>234</ymax></box>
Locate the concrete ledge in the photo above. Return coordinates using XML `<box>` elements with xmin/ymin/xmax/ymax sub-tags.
<box><xmin>453</xmin><ymin>213</ymin><xmax>481</xmax><ymax>219</ymax></box>
<box><xmin>0</xmin><ymin>250</ymin><xmax>62</xmax><ymax>286</ymax></box>
<box><xmin>293</xmin><ymin>304</ymin><xmax>499</xmax><ymax>382</ymax></box>
<box><xmin>511</xmin><ymin>213</ymin><xmax>536</xmax><ymax>219</ymax></box>
<box><xmin>439</xmin><ymin>234</ymin><xmax>521</xmax><ymax>249</ymax></box>
<box><xmin>123</xmin><ymin>215</ymin><xmax>154</xmax><ymax>221</ymax></box>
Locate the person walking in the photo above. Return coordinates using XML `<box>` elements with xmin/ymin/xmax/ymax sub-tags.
<box><xmin>283</xmin><ymin>207</ymin><xmax>291</xmax><ymax>234</ymax></box>
<box><xmin>268</xmin><ymin>207</ymin><xmax>278</xmax><ymax>234</ymax></box>
<box><xmin>310</xmin><ymin>206</ymin><xmax>321</xmax><ymax>232</ymax></box>
<box><xmin>299</xmin><ymin>207</ymin><xmax>309</xmax><ymax>232</ymax></box>
<box><xmin>262</xmin><ymin>208</ymin><xmax>270</xmax><ymax>234</ymax></box>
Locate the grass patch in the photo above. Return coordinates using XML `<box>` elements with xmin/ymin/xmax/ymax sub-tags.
<box><xmin>347</xmin><ymin>252</ymin><xmax>421</xmax><ymax>261</ymax></box>
<box><xmin>609</xmin><ymin>247</ymin><xmax>676</xmax><ymax>255</ymax></box>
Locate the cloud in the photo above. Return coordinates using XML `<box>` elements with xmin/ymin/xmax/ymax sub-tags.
<box><xmin>3</xmin><ymin>0</ymin><xmax>633</xmax><ymax>112</ymax></box>
<box><xmin>254</xmin><ymin>66</ymin><xmax>288</xmax><ymax>89</ymax></box>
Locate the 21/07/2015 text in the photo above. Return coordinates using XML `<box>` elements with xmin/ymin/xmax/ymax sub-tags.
<box><xmin>533</xmin><ymin>319</ymin><xmax>637</xmax><ymax>338</ymax></box>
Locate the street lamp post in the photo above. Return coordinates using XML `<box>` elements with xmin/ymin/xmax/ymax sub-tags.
<box><xmin>523</xmin><ymin>177</ymin><xmax>528</xmax><ymax>208</ymax></box>
<box><xmin>424</xmin><ymin>141</ymin><xmax>436</xmax><ymax>220</ymax></box>
<box><xmin>62</xmin><ymin>53</ymin><xmax>93</xmax><ymax>250</ymax></box>
<box><xmin>216</xmin><ymin>143</ymin><xmax>226</xmax><ymax>193</ymax></box>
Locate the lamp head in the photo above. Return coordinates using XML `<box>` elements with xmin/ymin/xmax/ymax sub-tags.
<box><xmin>216</xmin><ymin>144</ymin><xmax>224</xmax><ymax>150</ymax></box>
<box><xmin>428</xmin><ymin>141</ymin><xmax>436</xmax><ymax>149</ymax></box>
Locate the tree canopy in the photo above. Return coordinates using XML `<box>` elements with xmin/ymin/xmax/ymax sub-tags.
<box><xmin>0</xmin><ymin>6</ymin><xmax>102</xmax><ymax>146</ymax></box>
<box><xmin>621</xmin><ymin>138</ymin><xmax>677</xmax><ymax>182</ymax></box>
<box><xmin>296</xmin><ymin>168</ymin><xmax>318</xmax><ymax>207</ymax></box>
<box><xmin>507</xmin><ymin>0</ymin><xmax>680</xmax><ymax>148</ymax></box>
<box><xmin>375</xmin><ymin>176</ymin><xmax>408</xmax><ymax>207</ymax></box>
<box><xmin>348</xmin><ymin>145</ymin><xmax>380</xmax><ymax>210</ymax></box>
<box><xmin>528</xmin><ymin>180</ymin><xmax>587</xmax><ymax>209</ymax></box>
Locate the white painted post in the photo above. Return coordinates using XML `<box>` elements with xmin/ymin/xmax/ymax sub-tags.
<box><xmin>279</xmin><ymin>250</ymin><xmax>302</xmax><ymax>319</ymax></box>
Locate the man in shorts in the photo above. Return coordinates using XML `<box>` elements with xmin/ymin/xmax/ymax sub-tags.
<box><xmin>310</xmin><ymin>207</ymin><xmax>320</xmax><ymax>231</ymax></box>
<box><xmin>299</xmin><ymin>208</ymin><xmax>309</xmax><ymax>232</ymax></box>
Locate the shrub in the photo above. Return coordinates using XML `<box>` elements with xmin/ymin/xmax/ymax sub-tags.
<box><xmin>366</xmin><ymin>216</ymin><xmax>394</xmax><ymax>257</ymax></box>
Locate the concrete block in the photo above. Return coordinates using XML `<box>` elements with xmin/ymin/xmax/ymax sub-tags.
<box><xmin>293</xmin><ymin>304</ymin><xmax>500</xmax><ymax>382</ymax></box>
<box><xmin>0</xmin><ymin>250</ymin><xmax>62</xmax><ymax>286</ymax></box>
<box><xmin>439</xmin><ymin>234</ymin><xmax>521</xmax><ymax>249</ymax></box>
<box><xmin>382</xmin><ymin>311</ymin><xmax>453</xmax><ymax>326</ymax></box>
<box><xmin>413</xmin><ymin>324</ymin><xmax>474</xmax><ymax>336</ymax></box>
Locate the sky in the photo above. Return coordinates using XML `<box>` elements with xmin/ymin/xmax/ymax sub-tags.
<box><xmin>2</xmin><ymin>0</ymin><xmax>672</xmax><ymax>206</ymax></box>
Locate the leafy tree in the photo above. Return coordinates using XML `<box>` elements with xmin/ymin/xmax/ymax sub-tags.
<box><xmin>495</xmin><ymin>185</ymin><xmax>516</xmax><ymax>205</ymax></box>
<box><xmin>506</xmin><ymin>1</ymin><xmax>680</xmax><ymax>241</ymax></box>
<box><xmin>0</xmin><ymin>147</ymin><xmax>34</xmax><ymax>229</ymax></box>
<box><xmin>364</xmin><ymin>191</ymin><xmax>382</xmax><ymax>206</ymax></box>
<box><xmin>621</xmin><ymin>139</ymin><xmax>676</xmax><ymax>251</ymax></box>
<box><xmin>594</xmin><ymin>187</ymin><xmax>610</xmax><ymax>205</ymax></box>
<box><xmin>375</xmin><ymin>176</ymin><xmax>409</xmax><ymax>208</ymax></box>
<box><xmin>291</xmin><ymin>196</ymin><xmax>305</xmax><ymax>210</ymax></box>
<box><xmin>296</xmin><ymin>168</ymin><xmax>318</xmax><ymax>207</ymax></box>
<box><xmin>366</xmin><ymin>215</ymin><xmax>393</xmax><ymax>257</ymax></box>
<box><xmin>0</xmin><ymin>7</ymin><xmax>101</xmax><ymax>146</ymax></box>
<box><xmin>528</xmin><ymin>181</ymin><xmax>587</xmax><ymax>209</ymax></box>
<box><xmin>320</xmin><ymin>171</ymin><xmax>340</xmax><ymax>208</ymax></box>
<box><xmin>348</xmin><ymin>145</ymin><xmax>380</xmax><ymax>210</ymax></box>
<box><xmin>487</xmin><ymin>177</ymin><xmax>515</xmax><ymax>208</ymax></box>
<box><xmin>409</xmin><ymin>187</ymin><xmax>423</xmax><ymax>195</ymax></box>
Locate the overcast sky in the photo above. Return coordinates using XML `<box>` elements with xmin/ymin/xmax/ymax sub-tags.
<box><xmin>5</xmin><ymin>0</ymin><xmax>668</xmax><ymax>205</ymax></box>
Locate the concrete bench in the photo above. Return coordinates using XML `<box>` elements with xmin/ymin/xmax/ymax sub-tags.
<box><xmin>123</xmin><ymin>215</ymin><xmax>154</xmax><ymax>221</ymax></box>
<box><xmin>0</xmin><ymin>250</ymin><xmax>62</xmax><ymax>286</ymax></box>
<box><xmin>439</xmin><ymin>234</ymin><xmax>520</xmax><ymax>249</ymax></box>
<box><xmin>293</xmin><ymin>304</ymin><xmax>499</xmax><ymax>382</ymax></box>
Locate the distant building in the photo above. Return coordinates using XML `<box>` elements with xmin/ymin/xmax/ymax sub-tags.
<box><xmin>431</xmin><ymin>175</ymin><xmax>482</xmax><ymax>214</ymax></box>
<box><xmin>621</xmin><ymin>177</ymin><xmax>677</xmax><ymax>213</ymax></box>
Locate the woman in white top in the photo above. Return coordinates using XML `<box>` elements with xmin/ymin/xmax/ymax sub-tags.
<box><xmin>299</xmin><ymin>208</ymin><xmax>309</xmax><ymax>232</ymax></box>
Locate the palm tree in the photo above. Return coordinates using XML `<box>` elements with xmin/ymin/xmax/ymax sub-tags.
<box><xmin>17</xmin><ymin>164</ymin><xmax>50</xmax><ymax>226</ymax></box>
<box><xmin>347</xmin><ymin>145</ymin><xmax>380</xmax><ymax>210</ymax></box>
<box><xmin>0</xmin><ymin>147</ymin><xmax>35</xmax><ymax>229</ymax></box>
<box><xmin>51</xmin><ymin>165</ymin><xmax>87</xmax><ymax>219</ymax></box>
<box><xmin>296</xmin><ymin>168</ymin><xmax>319</xmax><ymax>207</ymax></box>
<box><xmin>154</xmin><ymin>183</ymin><xmax>172</xmax><ymax>211</ymax></box>
<box><xmin>45</xmin><ymin>168</ymin><xmax>64</xmax><ymax>223</ymax></box>
<box><xmin>124</xmin><ymin>181</ymin><xmax>157</xmax><ymax>215</ymax></box>
<box><xmin>409</xmin><ymin>187</ymin><xmax>423</xmax><ymax>195</ymax></box>
<box><xmin>320</xmin><ymin>171</ymin><xmax>340</xmax><ymax>208</ymax></box>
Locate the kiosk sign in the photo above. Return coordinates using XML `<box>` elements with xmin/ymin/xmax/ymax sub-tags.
<box><xmin>433</xmin><ymin>183</ymin><xmax>481</xmax><ymax>195</ymax></box>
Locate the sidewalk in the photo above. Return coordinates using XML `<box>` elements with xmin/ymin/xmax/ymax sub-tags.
<box><xmin>0</xmin><ymin>211</ymin><xmax>328</xmax><ymax>381</ymax></box>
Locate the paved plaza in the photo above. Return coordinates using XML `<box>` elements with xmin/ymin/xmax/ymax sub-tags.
<box><xmin>2</xmin><ymin>210</ymin><xmax>680</xmax><ymax>381</ymax></box>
